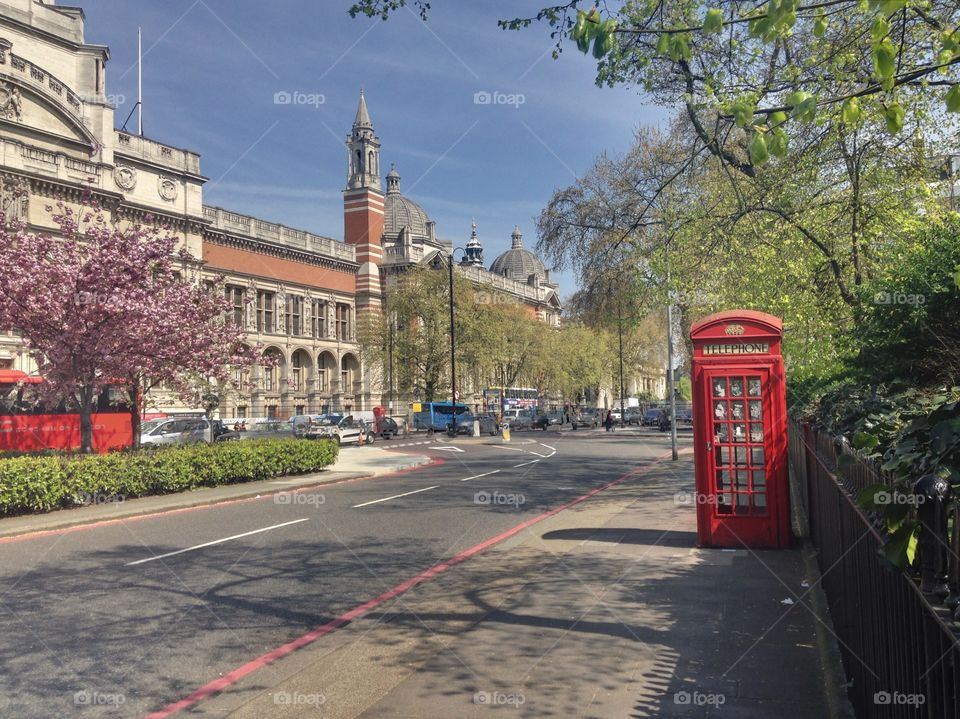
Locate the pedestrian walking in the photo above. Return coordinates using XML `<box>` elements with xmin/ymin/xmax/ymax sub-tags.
<box><xmin>605</xmin><ymin>410</ymin><xmax>614</xmax><ymax>432</ymax></box>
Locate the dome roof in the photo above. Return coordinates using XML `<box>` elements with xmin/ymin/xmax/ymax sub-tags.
<box><xmin>383</xmin><ymin>166</ymin><xmax>433</xmax><ymax>242</ymax></box>
<box><xmin>489</xmin><ymin>226</ymin><xmax>546</xmax><ymax>283</ymax></box>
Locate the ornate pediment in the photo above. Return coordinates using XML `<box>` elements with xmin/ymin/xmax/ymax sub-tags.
<box><xmin>0</xmin><ymin>47</ymin><xmax>99</xmax><ymax>150</ymax></box>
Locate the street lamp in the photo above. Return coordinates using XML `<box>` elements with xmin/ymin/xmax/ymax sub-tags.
<box><xmin>432</xmin><ymin>247</ymin><xmax>467</xmax><ymax>433</ymax></box>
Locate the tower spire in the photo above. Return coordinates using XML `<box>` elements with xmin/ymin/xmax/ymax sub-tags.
<box><xmin>463</xmin><ymin>218</ymin><xmax>484</xmax><ymax>267</ymax></box>
<box><xmin>346</xmin><ymin>89</ymin><xmax>381</xmax><ymax>191</ymax></box>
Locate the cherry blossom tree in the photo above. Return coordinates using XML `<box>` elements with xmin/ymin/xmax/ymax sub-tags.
<box><xmin>0</xmin><ymin>195</ymin><xmax>261</xmax><ymax>452</ymax></box>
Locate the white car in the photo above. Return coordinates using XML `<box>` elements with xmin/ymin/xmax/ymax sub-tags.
<box><xmin>305</xmin><ymin>414</ymin><xmax>375</xmax><ymax>446</ymax></box>
<box><xmin>140</xmin><ymin>417</ymin><xmax>211</xmax><ymax>446</ymax></box>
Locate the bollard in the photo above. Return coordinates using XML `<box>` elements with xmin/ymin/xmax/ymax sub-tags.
<box><xmin>473</xmin><ymin>419</ymin><xmax>480</xmax><ymax>437</ymax></box>
<box><xmin>914</xmin><ymin>474</ymin><xmax>951</xmax><ymax>599</ymax></box>
<box><xmin>502</xmin><ymin>422</ymin><xmax>510</xmax><ymax>442</ymax></box>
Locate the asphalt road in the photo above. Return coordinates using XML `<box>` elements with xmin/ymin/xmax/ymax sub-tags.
<box><xmin>0</xmin><ymin>427</ymin><xmax>672</xmax><ymax>718</ymax></box>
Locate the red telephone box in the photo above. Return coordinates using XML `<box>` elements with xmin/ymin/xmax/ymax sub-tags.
<box><xmin>690</xmin><ymin>310</ymin><xmax>790</xmax><ymax>549</ymax></box>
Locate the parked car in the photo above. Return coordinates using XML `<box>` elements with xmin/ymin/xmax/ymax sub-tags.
<box><xmin>304</xmin><ymin>414</ymin><xmax>375</xmax><ymax>445</ymax></box>
<box><xmin>624</xmin><ymin>407</ymin><xmax>643</xmax><ymax>425</ymax></box>
<box><xmin>502</xmin><ymin>408</ymin><xmax>531</xmax><ymax>430</ymax></box>
<box><xmin>216</xmin><ymin>419</ymin><xmax>291</xmax><ymax>442</ymax></box>
<box><xmin>529</xmin><ymin>410</ymin><xmax>551</xmax><ymax>430</ymax></box>
<box><xmin>547</xmin><ymin>410</ymin><xmax>565</xmax><ymax>426</ymax></box>
<box><xmin>642</xmin><ymin>408</ymin><xmax>666</xmax><ymax>426</ymax></box>
<box><xmin>446</xmin><ymin>412</ymin><xmax>498</xmax><ymax>436</ymax></box>
<box><xmin>140</xmin><ymin>417</ymin><xmax>213</xmax><ymax>446</ymax></box>
<box><xmin>676</xmin><ymin>408</ymin><xmax>694</xmax><ymax>424</ymax></box>
<box><xmin>378</xmin><ymin>415</ymin><xmax>400</xmax><ymax>439</ymax></box>
<box><xmin>571</xmin><ymin>410</ymin><xmax>599</xmax><ymax>430</ymax></box>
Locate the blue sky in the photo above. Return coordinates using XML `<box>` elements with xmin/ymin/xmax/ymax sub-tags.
<box><xmin>81</xmin><ymin>0</ymin><xmax>666</xmax><ymax>297</ymax></box>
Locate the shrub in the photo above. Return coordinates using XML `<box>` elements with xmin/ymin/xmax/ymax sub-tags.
<box><xmin>0</xmin><ymin>438</ymin><xmax>339</xmax><ymax>517</ymax></box>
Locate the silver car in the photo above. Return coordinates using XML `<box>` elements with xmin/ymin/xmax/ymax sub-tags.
<box><xmin>140</xmin><ymin>417</ymin><xmax>210</xmax><ymax>446</ymax></box>
<box><xmin>305</xmin><ymin>414</ymin><xmax>375</xmax><ymax>446</ymax></box>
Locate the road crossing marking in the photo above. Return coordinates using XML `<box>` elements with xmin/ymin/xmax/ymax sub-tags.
<box><xmin>352</xmin><ymin>485</ymin><xmax>439</xmax><ymax>508</ymax></box>
<box><xmin>126</xmin><ymin>518</ymin><xmax>311</xmax><ymax>566</ymax></box>
<box><xmin>433</xmin><ymin>446</ymin><xmax>465</xmax><ymax>453</ymax></box>
<box><xmin>460</xmin><ymin>470</ymin><xmax>501</xmax><ymax>482</ymax></box>
<box><xmin>513</xmin><ymin>459</ymin><xmax>540</xmax><ymax>468</ymax></box>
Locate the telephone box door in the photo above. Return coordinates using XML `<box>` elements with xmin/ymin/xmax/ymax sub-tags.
<box><xmin>701</xmin><ymin>368</ymin><xmax>782</xmax><ymax>547</ymax></box>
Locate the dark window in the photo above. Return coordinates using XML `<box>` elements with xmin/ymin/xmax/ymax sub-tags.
<box><xmin>226</xmin><ymin>285</ymin><xmax>245</xmax><ymax>327</ymax></box>
<box><xmin>256</xmin><ymin>290</ymin><xmax>274</xmax><ymax>333</ymax></box>
<box><xmin>285</xmin><ymin>295</ymin><xmax>303</xmax><ymax>336</ymax></box>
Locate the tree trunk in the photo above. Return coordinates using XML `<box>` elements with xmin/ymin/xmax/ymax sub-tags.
<box><xmin>79</xmin><ymin>385</ymin><xmax>95</xmax><ymax>454</ymax></box>
<box><xmin>127</xmin><ymin>380</ymin><xmax>141</xmax><ymax>450</ymax></box>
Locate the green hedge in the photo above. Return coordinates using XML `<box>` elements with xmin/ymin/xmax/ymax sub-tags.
<box><xmin>0</xmin><ymin>438</ymin><xmax>339</xmax><ymax>517</ymax></box>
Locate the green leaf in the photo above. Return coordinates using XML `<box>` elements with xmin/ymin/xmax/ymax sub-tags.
<box><xmin>853</xmin><ymin>431</ymin><xmax>880</xmax><ymax>450</ymax></box>
<box><xmin>669</xmin><ymin>33</ymin><xmax>691</xmax><ymax>61</ymax></box>
<box><xmin>871</xmin><ymin>15</ymin><xmax>890</xmax><ymax>43</ymax></box>
<box><xmin>731</xmin><ymin>98</ymin><xmax>755</xmax><ymax>128</ymax></box>
<box><xmin>947</xmin><ymin>85</ymin><xmax>960</xmax><ymax>113</ymax></box>
<box><xmin>655</xmin><ymin>32</ymin><xmax>670</xmax><ymax>56</ymax></box>
<box><xmin>873</xmin><ymin>39</ymin><xmax>896</xmax><ymax>80</ymax></box>
<box><xmin>813</xmin><ymin>10</ymin><xmax>827</xmax><ymax>38</ymax></box>
<box><xmin>769</xmin><ymin>127</ymin><xmax>789</xmax><ymax>158</ymax></box>
<box><xmin>703</xmin><ymin>8</ymin><xmax>723</xmax><ymax>34</ymax></box>
<box><xmin>841</xmin><ymin>96</ymin><xmax>862</xmax><ymax>125</ymax></box>
<box><xmin>787</xmin><ymin>91</ymin><xmax>817</xmax><ymax>122</ymax></box>
<box><xmin>749</xmin><ymin>132</ymin><xmax>769</xmax><ymax>165</ymax></box>
<box><xmin>880</xmin><ymin>0</ymin><xmax>906</xmax><ymax>14</ymax></box>
<box><xmin>768</xmin><ymin>110</ymin><xmax>787</xmax><ymax>127</ymax></box>
<box><xmin>883</xmin><ymin>521</ymin><xmax>918</xmax><ymax>570</ymax></box>
<box><xmin>883</xmin><ymin>101</ymin><xmax>904</xmax><ymax>134</ymax></box>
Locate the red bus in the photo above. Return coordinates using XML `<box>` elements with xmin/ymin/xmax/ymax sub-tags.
<box><xmin>0</xmin><ymin>370</ymin><xmax>133</xmax><ymax>453</ymax></box>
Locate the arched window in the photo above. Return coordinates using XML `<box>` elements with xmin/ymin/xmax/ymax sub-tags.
<box><xmin>356</xmin><ymin>149</ymin><xmax>363</xmax><ymax>174</ymax></box>
<box><xmin>368</xmin><ymin>150</ymin><xmax>375</xmax><ymax>176</ymax></box>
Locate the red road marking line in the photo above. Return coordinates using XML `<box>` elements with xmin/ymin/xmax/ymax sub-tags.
<box><xmin>143</xmin><ymin>449</ymin><xmax>676</xmax><ymax>719</ymax></box>
<box><xmin>0</xmin><ymin>457</ymin><xmax>445</xmax><ymax>546</ymax></box>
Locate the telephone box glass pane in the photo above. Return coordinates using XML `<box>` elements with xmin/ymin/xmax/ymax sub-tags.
<box><xmin>749</xmin><ymin>423</ymin><xmax>763</xmax><ymax>443</ymax></box>
<box><xmin>751</xmin><ymin>447</ymin><xmax>765</xmax><ymax>465</ymax></box>
<box><xmin>713</xmin><ymin>378</ymin><xmax>726</xmax><ymax>397</ymax></box>
<box><xmin>735</xmin><ymin>494</ymin><xmax>750</xmax><ymax>514</ymax></box>
<box><xmin>737</xmin><ymin>423</ymin><xmax>749</xmax><ymax>442</ymax></box>
<box><xmin>729</xmin><ymin>378</ymin><xmax>744</xmax><ymax>397</ymax></box>
<box><xmin>754</xmin><ymin>493</ymin><xmax>767</xmax><ymax>509</ymax></box>
<box><xmin>718</xmin><ymin>447</ymin><xmax>731</xmax><ymax>464</ymax></box>
<box><xmin>734</xmin><ymin>446</ymin><xmax>747</xmax><ymax>465</ymax></box>
<box><xmin>749</xmin><ymin>400</ymin><xmax>762</xmax><ymax>420</ymax></box>
<box><xmin>716</xmin><ymin>469</ymin><xmax>729</xmax><ymax>490</ymax></box>
<box><xmin>731</xmin><ymin>401</ymin><xmax>745</xmax><ymax>420</ymax></box>
<box><xmin>714</xmin><ymin>401</ymin><xmax>727</xmax><ymax>419</ymax></box>
<box><xmin>747</xmin><ymin>377</ymin><xmax>761</xmax><ymax>396</ymax></box>
<box><xmin>752</xmin><ymin>470</ymin><xmax>766</xmax><ymax>488</ymax></box>
<box><xmin>716</xmin><ymin>424</ymin><xmax>729</xmax><ymax>442</ymax></box>
<box><xmin>735</xmin><ymin>470</ymin><xmax>749</xmax><ymax>489</ymax></box>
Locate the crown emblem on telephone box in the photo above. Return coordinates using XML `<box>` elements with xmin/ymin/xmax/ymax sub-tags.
<box><xmin>724</xmin><ymin>324</ymin><xmax>745</xmax><ymax>336</ymax></box>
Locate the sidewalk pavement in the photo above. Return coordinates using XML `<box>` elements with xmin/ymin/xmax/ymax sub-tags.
<box><xmin>0</xmin><ymin>444</ymin><xmax>433</xmax><ymax>540</ymax></box>
<box><xmin>216</xmin><ymin>445</ymin><xmax>854</xmax><ymax>719</ymax></box>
